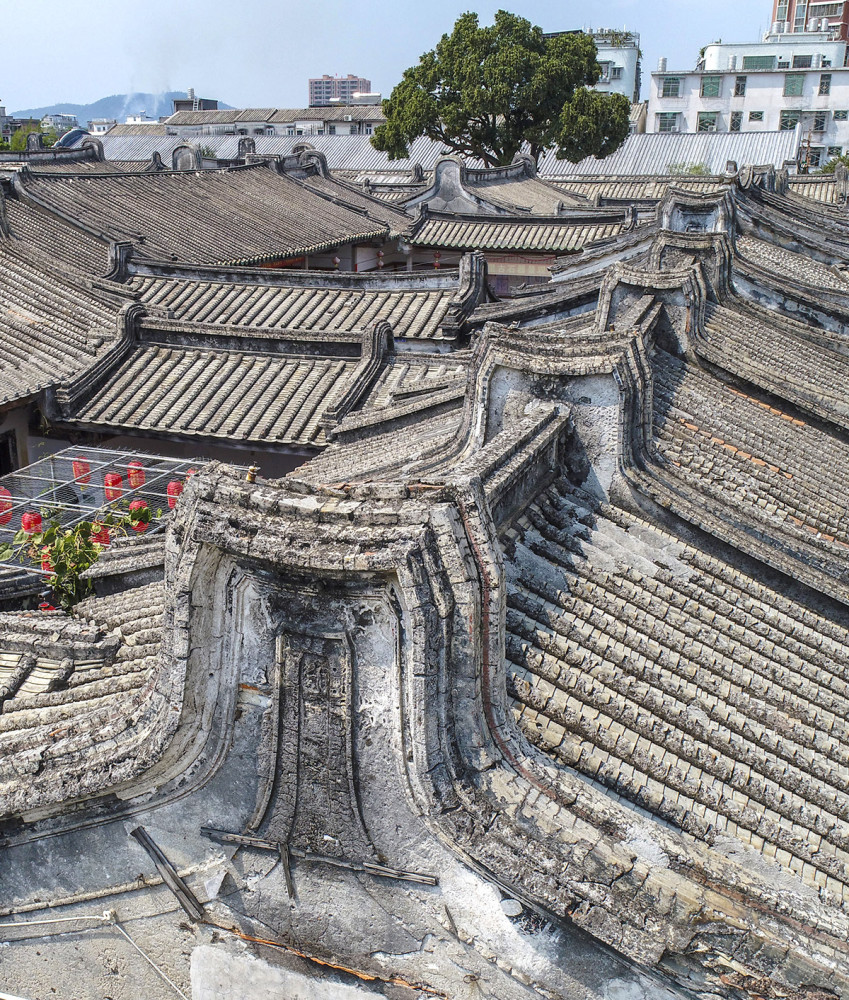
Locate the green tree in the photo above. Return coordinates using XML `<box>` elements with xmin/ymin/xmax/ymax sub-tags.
<box><xmin>9</xmin><ymin>121</ymin><xmax>54</xmax><ymax>151</ymax></box>
<box><xmin>371</xmin><ymin>10</ymin><xmax>630</xmax><ymax>167</ymax></box>
<box><xmin>819</xmin><ymin>153</ymin><xmax>849</xmax><ymax>174</ymax></box>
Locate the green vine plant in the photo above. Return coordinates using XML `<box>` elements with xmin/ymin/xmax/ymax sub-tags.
<box><xmin>0</xmin><ymin>503</ymin><xmax>159</xmax><ymax>611</ymax></box>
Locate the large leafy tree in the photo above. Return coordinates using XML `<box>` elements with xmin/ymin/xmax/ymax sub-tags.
<box><xmin>372</xmin><ymin>11</ymin><xmax>631</xmax><ymax>167</ymax></box>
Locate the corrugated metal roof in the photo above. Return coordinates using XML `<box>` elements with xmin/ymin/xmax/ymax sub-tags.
<box><xmin>540</xmin><ymin>131</ymin><xmax>800</xmax><ymax>177</ymax></box>
<box><xmin>74</xmin><ymin>130</ymin><xmax>801</xmax><ymax>177</ymax></box>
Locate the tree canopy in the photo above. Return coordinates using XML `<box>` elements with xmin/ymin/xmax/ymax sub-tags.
<box><xmin>371</xmin><ymin>11</ymin><xmax>631</xmax><ymax>167</ymax></box>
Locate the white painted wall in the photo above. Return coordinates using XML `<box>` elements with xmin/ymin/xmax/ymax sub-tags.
<box><xmin>647</xmin><ymin>61</ymin><xmax>849</xmax><ymax>163</ymax></box>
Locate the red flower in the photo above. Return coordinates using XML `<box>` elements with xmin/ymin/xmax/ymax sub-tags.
<box><xmin>129</xmin><ymin>499</ymin><xmax>149</xmax><ymax>533</ymax></box>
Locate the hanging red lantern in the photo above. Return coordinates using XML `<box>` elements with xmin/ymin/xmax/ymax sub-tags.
<box><xmin>433</xmin><ymin>250</ymin><xmax>441</xmax><ymax>270</ymax></box>
<box><xmin>41</xmin><ymin>547</ymin><xmax>53</xmax><ymax>574</ymax></box>
<box><xmin>21</xmin><ymin>511</ymin><xmax>42</xmax><ymax>535</ymax></box>
<box><xmin>127</xmin><ymin>460</ymin><xmax>146</xmax><ymax>489</ymax></box>
<box><xmin>166</xmin><ymin>480</ymin><xmax>184</xmax><ymax>509</ymax></box>
<box><xmin>376</xmin><ymin>249</ymin><xmax>385</xmax><ymax>269</ymax></box>
<box><xmin>72</xmin><ymin>456</ymin><xmax>91</xmax><ymax>486</ymax></box>
<box><xmin>0</xmin><ymin>487</ymin><xmax>13</xmax><ymax>527</ymax></box>
<box><xmin>91</xmin><ymin>523</ymin><xmax>110</xmax><ymax>545</ymax></box>
<box><xmin>129</xmin><ymin>499</ymin><xmax>149</xmax><ymax>532</ymax></box>
<box><xmin>104</xmin><ymin>473</ymin><xmax>123</xmax><ymax>501</ymax></box>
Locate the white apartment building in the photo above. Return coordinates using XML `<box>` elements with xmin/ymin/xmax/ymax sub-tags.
<box><xmin>546</xmin><ymin>29</ymin><xmax>641</xmax><ymax>104</ymax></box>
<box><xmin>592</xmin><ymin>29</ymin><xmax>642</xmax><ymax>103</ymax></box>
<box><xmin>648</xmin><ymin>31</ymin><xmax>849</xmax><ymax>166</ymax></box>
<box><xmin>40</xmin><ymin>113</ymin><xmax>78</xmax><ymax>134</ymax></box>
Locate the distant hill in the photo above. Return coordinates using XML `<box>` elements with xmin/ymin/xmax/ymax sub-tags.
<box><xmin>10</xmin><ymin>92</ymin><xmax>233</xmax><ymax>123</ymax></box>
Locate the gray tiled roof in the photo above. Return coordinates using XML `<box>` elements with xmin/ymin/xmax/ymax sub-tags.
<box><xmin>5</xmin><ymin>198</ymin><xmax>111</xmax><ymax>274</ymax></box>
<box><xmin>166</xmin><ymin>106</ymin><xmax>385</xmax><ymax>126</ymax></box>
<box><xmin>408</xmin><ymin>213</ymin><xmax>626</xmax><ymax>252</ymax></box>
<box><xmin>16</xmin><ymin>164</ymin><xmax>392</xmax><ymax>265</ymax></box>
<box><xmin>0</xmin><ymin>244</ymin><xmax>122</xmax><ymax>406</ymax></box>
<box><xmin>549</xmin><ymin>176</ymin><xmax>726</xmax><ymax>203</ymax></box>
<box><xmin>132</xmin><ymin>272</ymin><xmax>464</xmax><ymax>339</ymax></box>
<box><xmin>70</xmin><ymin>346</ymin><xmax>360</xmax><ymax>447</ymax></box>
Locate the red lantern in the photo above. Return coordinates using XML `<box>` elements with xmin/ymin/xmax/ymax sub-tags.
<box><xmin>129</xmin><ymin>499</ymin><xmax>149</xmax><ymax>533</ymax></box>
<box><xmin>166</xmin><ymin>480</ymin><xmax>184</xmax><ymax>509</ymax></box>
<box><xmin>127</xmin><ymin>460</ymin><xmax>145</xmax><ymax>489</ymax></box>
<box><xmin>0</xmin><ymin>487</ymin><xmax>12</xmax><ymax>527</ymax></box>
<box><xmin>433</xmin><ymin>250</ymin><xmax>441</xmax><ymax>270</ymax></box>
<box><xmin>41</xmin><ymin>547</ymin><xmax>53</xmax><ymax>573</ymax></box>
<box><xmin>72</xmin><ymin>456</ymin><xmax>91</xmax><ymax>486</ymax></box>
<box><xmin>21</xmin><ymin>511</ymin><xmax>42</xmax><ymax>535</ymax></box>
<box><xmin>186</xmin><ymin>468</ymin><xmax>198</xmax><ymax>478</ymax></box>
<box><xmin>91</xmin><ymin>523</ymin><xmax>110</xmax><ymax>545</ymax></box>
<box><xmin>104</xmin><ymin>472</ymin><xmax>123</xmax><ymax>501</ymax></box>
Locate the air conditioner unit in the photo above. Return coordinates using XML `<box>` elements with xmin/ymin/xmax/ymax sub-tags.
<box><xmin>666</xmin><ymin>126</ymin><xmax>680</xmax><ymax>132</ymax></box>
<box><xmin>343</xmin><ymin>115</ymin><xmax>353</xmax><ymax>122</ymax></box>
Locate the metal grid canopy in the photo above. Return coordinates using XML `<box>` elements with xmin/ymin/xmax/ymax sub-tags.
<box><xmin>0</xmin><ymin>446</ymin><xmax>228</xmax><ymax>578</ymax></box>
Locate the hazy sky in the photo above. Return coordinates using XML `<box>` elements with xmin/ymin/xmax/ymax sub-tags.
<box><xmin>5</xmin><ymin>0</ymin><xmax>767</xmax><ymax>112</ymax></box>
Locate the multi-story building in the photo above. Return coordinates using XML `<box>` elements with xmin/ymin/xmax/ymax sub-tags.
<box><xmin>769</xmin><ymin>0</ymin><xmax>848</xmax><ymax>37</ymax></box>
<box><xmin>309</xmin><ymin>74</ymin><xmax>371</xmax><ymax>107</ymax></box>
<box><xmin>544</xmin><ymin>29</ymin><xmax>642</xmax><ymax>103</ymax></box>
<box><xmin>171</xmin><ymin>88</ymin><xmax>219</xmax><ymax>113</ymax></box>
<box><xmin>87</xmin><ymin>118</ymin><xmax>117</xmax><ymax>134</ymax></box>
<box><xmin>590</xmin><ymin>29</ymin><xmax>642</xmax><ymax>103</ymax></box>
<box><xmin>648</xmin><ymin>30</ymin><xmax>849</xmax><ymax>166</ymax></box>
<box><xmin>40</xmin><ymin>113</ymin><xmax>78</xmax><ymax>134</ymax></box>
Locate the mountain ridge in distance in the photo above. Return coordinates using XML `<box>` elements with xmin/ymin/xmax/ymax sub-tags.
<box><xmin>11</xmin><ymin>92</ymin><xmax>233</xmax><ymax>122</ymax></box>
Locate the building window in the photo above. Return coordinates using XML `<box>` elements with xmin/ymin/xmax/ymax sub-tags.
<box><xmin>700</xmin><ymin>75</ymin><xmax>721</xmax><ymax>97</ymax></box>
<box><xmin>794</xmin><ymin>1</ymin><xmax>808</xmax><ymax>30</ymax></box>
<box><xmin>328</xmin><ymin>124</ymin><xmax>336</xmax><ymax>134</ymax></box>
<box><xmin>781</xmin><ymin>109</ymin><xmax>802</xmax><ymax>129</ymax></box>
<box><xmin>828</xmin><ymin>145</ymin><xmax>842</xmax><ymax>156</ymax></box>
<box><xmin>656</xmin><ymin>112</ymin><xmax>679</xmax><ymax>132</ymax></box>
<box><xmin>792</xmin><ymin>54</ymin><xmax>813</xmax><ymax>68</ymax></box>
<box><xmin>661</xmin><ymin>76</ymin><xmax>681</xmax><ymax>97</ymax></box>
<box><xmin>734</xmin><ymin>75</ymin><xmax>747</xmax><ymax>96</ymax></box>
<box><xmin>820</xmin><ymin>73</ymin><xmax>832</xmax><ymax>95</ymax></box>
<box><xmin>697</xmin><ymin>111</ymin><xmax>719</xmax><ymax>131</ymax></box>
<box><xmin>814</xmin><ymin>110</ymin><xmax>828</xmax><ymax>131</ymax></box>
<box><xmin>776</xmin><ymin>2</ymin><xmax>788</xmax><ymax>17</ymax></box>
<box><xmin>811</xmin><ymin>2</ymin><xmax>841</xmax><ymax>13</ymax></box>
<box><xmin>743</xmin><ymin>55</ymin><xmax>776</xmax><ymax>70</ymax></box>
<box><xmin>610</xmin><ymin>66</ymin><xmax>623</xmax><ymax>80</ymax></box>
<box><xmin>730</xmin><ymin>111</ymin><xmax>743</xmax><ymax>132</ymax></box>
<box><xmin>784</xmin><ymin>73</ymin><xmax>805</xmax><ymax>96</ymax></box>
<box><xmin>835</xmin><ymin>109</ymin><xmax>849</xmax><ymax>120</ymax></box>
<box><xmin>749</xmin><ymin>110</ymin><xmax>765</xmax><ymax>121</ymax></box>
